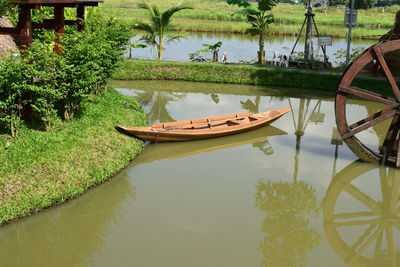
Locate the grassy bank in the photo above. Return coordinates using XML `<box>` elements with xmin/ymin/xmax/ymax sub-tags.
<box><xmin>0</xmin><ymin>88</ymin><xmax>147</xmax><ymax>224</ymax></box>
<box><xmin>100</xmin><ymin>1</ymin><xmax>397</xmax><ymax>39</ymax></box>
<box><xmin>114</xmin><ymin>59</ymin><xmax>392</xmax><ymax>96</ymax></box>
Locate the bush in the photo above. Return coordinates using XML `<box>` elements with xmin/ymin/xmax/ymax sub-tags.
<box><xmin>0</xmin><ymin>15</ymin><xmax>131</xmax><ymax>136</ymax></box>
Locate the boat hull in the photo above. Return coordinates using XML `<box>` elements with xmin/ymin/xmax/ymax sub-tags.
<box><xmin>116</xmin><ymin>107</ymin><xmax>290</xmax><ymax>142</ymax></box>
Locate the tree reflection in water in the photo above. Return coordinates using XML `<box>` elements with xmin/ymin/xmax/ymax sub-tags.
<box><xmin>135</xmin><ymin>90</ymin><xmax>186</xmax><ymax>123</ymax></box>
<box><xmin>254</xmin><ymin>179</ymin><xmax>321</xmax><ymax>267</ymax></box>
<box><xmin>0</xmin><ymin>173</ymin><xmax>135</xmax><ymax>267</ymax></box>
<box><xmin>210</xmin><ymin>92</ymin><xmax>219</xmax><ymax>104</ymax></box>
<box><xmin>241</xmin><ymin>96</ymin><xmax>261</xmax><ymax>113</ymax></box>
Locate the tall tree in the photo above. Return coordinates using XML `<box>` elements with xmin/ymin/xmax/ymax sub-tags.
<box><xmin>134</xmin><ymin>2</ymin><xmax>192</xmax><ymax>60</ymax></box>
<box><xmin>227</xmin><ymin>0</ymin><xmax>278</xmax><ymax>64</ymax></box>
<box><xmin>354</xmin><ymin>0</ymin><xmax>378</xmax><ymax>9</ymax></box>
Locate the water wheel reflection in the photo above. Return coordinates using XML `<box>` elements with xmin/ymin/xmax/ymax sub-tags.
<box><xmin>323</xmin><ymin>162</ymin><xmax>400</xmax><ymax>266</ymax></box>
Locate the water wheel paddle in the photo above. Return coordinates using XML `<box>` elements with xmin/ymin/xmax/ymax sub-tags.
<box><xmin>335</xmin><ymin>40</ymin><xmax>400</xmax><ymax>167</ymax></box>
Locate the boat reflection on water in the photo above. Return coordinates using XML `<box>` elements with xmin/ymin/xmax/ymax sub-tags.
<box><xmin>131</xmin><ymin>125</ymin><xmax>287</xmax><ymax>167</ymax></box>
<box><xmin>324</xmin><ymin>161</ymin><xmax>400</xmax><ymax>267</ymax></box>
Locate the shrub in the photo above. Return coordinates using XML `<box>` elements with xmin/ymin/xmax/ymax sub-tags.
<box><xmin>0</xmin><ymin>15</ymin><xmax>132</xmax><ymax>135</ymax></box>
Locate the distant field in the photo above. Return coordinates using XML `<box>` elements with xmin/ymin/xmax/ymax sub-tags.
<box><xmin>100</xmin><ymin>0</ymin><xmax>399</xmax><ymax>39</ymax></box>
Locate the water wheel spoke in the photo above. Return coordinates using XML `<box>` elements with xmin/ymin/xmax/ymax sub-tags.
<box><xmin>386</xmin><ymin>225</ymin><xmax>398</xmax><ymax>266</ymax></box>
<box><xmin>374</xmin><ymin>229</ymin><xmax>384</xmax><ymax>258</ymax></box>
<box><xmin>342</xmin><ymin>108</ymin><xmax>397</xmax><ymax>139</ymax></box>
<box><xmin>351</xmin><ymin>223</ymin><xmax>378</xmax><ymax>251</ymax></box>
<box><xmin>348</xmin><ymin>224</ymin><xmax>385</xmax><ymax>265</ymax></box>
<box><xmin>333</xmin><ymin>211</ymin><xmax>378</xmax><ymax>219</ymax></box>
<box><xmin>381</xmin><ymin>115</ymin><xmax>400</xmax><ymax>164</ymax></box>
<box><xmin>389</xmin><ymin>172</ymin><xmax>400</xmax><ymax>212</ymax></box>
<box><xmin>372</xmin><ymin>46</ymin><xmax>400</xmax><ymax>101</ymax></box>
<box><xmin>338</xmin><ymin>86</ymin><xmax>398</xmax><ymax>107</ymax></box>
<box><xmin>332</xmin><ymin>217</ymin><xmax>380</xmax><ymax>227</ymax></box>
<box><xmin>349</xmin><ymin>107</ymin><xmax>395</xmax><ymax>130</ymax></box>
<box><xmin>345</xmin><ymin>184</ymin><xmax>381</xmax><ymax>213</ymax></box>
<box><xmin>380</xmin><ymin>168</ymin><xmax>389</xmax><ymax>203</ymax></box>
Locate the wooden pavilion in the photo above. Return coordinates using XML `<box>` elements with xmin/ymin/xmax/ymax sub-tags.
<box><xmin>0</xmin><ymin>0</ymin><xmax>103</xmax><ymax>51</ymax></box>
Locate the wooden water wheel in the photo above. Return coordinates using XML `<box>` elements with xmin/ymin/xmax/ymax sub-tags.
<box><xmin>335</xmin><ymin>39</ymin><xmax>400</xmax><ymax>167</ymax></box>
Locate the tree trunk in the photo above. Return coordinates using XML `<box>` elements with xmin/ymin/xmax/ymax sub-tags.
<box><xmin>258</xmin><ymin>32</ymin><xmax>265</xmax><ymax>64</ymax></box>
<box><xmin>213</xmin><ymin>50</ymin><xmax>218</xmax><ymax>62</ymax></box>
<box><xmin>10</xmin><ymin>119</ymin><xmax>14</xmax><ymax>137</ymax></box>
<box><xmin>157</xmin><ymin>46</ymin><xmax>162</xmax><ymax>60</ymax></box>
<box><xmin>157</xmin><ymin>35</ymin><xmax>163</xmax><ymax>60</ymax></box>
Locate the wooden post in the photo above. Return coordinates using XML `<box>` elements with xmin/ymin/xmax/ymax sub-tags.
<box><xmin>304</xmin><ymin>5</ymin><xmax>314</xmax><ymax>62</ymax></box>
<box><xmin>54</xmin><ymin>6</ymin><xmax>65</xmax><ymax>54</ymax></box>
<box><xmin>18</xmin><ymin>5</ymin><xmax>32</xmax><ymax>49</ymax></box>
<box><xmin>77</xmin><ymin>4</ymin><xmax>85</xmax><ymax>31</ymax></box>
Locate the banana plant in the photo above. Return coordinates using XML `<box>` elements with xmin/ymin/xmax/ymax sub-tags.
<box><xmin>195</xmin><ymin>41</ymin><xmax>222</xmax><ymax>62</ymax></box>
<box><xmin>127</xmin><ymin>41</ymin><xmax>147</xmax><ymax>59</ymax></box>
<box><xmin>227</xmin><ymin>0</ymin><xmax>278</xmax><ymax>64</ymax></box>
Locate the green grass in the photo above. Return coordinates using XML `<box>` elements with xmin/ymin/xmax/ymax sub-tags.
<box><xmin>114</xmin><ymin>59</ymin><xmax>392</xmax><ymax>95</ymax></box>
<box><xmin>0</xmin><ymin>88</ymin><xmax>147</xmax><ymax>224</ymax></box>
<box><xmin>99</xmin><ymin>0</ymin><xmax>397</xmax><ymax>39</ymax></box>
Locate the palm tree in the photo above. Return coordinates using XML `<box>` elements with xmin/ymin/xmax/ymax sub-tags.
<box><xmin>134</xmin><ymin>2</ymin><xmax>192</xmax><ymax>60</ymax></box>
<box><xmin>227</xmin><ymin>0</ymin><xmax>278</xmax><ymax>64</ymax></box>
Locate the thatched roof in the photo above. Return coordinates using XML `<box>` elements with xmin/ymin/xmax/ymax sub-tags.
<box><xmin>0</xmin><ymin>17</ymin><xmax>18</xmax><ymax>57</ymax></box>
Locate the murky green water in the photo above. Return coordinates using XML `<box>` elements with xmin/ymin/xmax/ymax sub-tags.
<box><xmin>1</xmin><ymin>80</ymin><xmax>399</xmax><ymax>267</ymax></box>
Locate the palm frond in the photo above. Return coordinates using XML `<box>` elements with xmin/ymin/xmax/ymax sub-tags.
<box><xmin>140</xmin><ymin>35</ymin><xmax>157</xmax><ymax>47</ymax></box>
<box><xmin>152</xmin><ymin>5</ymin><xmax>161</xmax><ymax>17</ymax></box>
<box><xmin>258</xmin><ymin>0</ymin><xmax>279</xmax><ymax>11</ymax></box>
<box><xmin>133</xmin><ymin>21</ymin><xmax>155</xmax><ymax>35</ymax></box>
<box><xmin>165</xmin><ymin>33</ymin><xmax>187</xmax><ymax>45</ymax></box>
<box><xmin>161</xmin><ymin>2</ymin><xmax>193</xmax><ymax>29</ymax></box>
<box><xmin>137</xmin><ymin>2</ymin><xmax>155</xmax><ymax>17</ymax></box>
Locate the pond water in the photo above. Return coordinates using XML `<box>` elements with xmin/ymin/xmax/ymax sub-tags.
<box><xmin>1</xmin><ymin>80</ymin><xmax>400</xmax><ymax>267</ymax></box>
<box><xmin>128</xmin><ymin>32</ymin><xmax>376</xmax><ymax>66</ymax></box>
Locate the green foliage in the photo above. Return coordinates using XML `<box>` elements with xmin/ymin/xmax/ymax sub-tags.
<box><xmin>334</xmin><ymin>46</ymin><xmax>367</xmax><ymax>68</ymax></box>
<box><xmin>0</xmin><ymin>0</ymin><xmax>16</xmax><ymax>17</ymax></box>
<box><xmin>0</xmin><ymin>88</ymin><xmax>147</xmax><ymax>224</ymax></box>
<box><xmin>101</xmin><ymin>2</ymin><xmax>393</xmax><ymax>39</ymax></box>
<box><xmin>195</xmin><ymin>41</ymin><xmax>223</xmax><ymax>62</ymax></box>
<box><xmin>188</xmin><ymin>52</ymin><xmax>209</xmax><ymax>62</ymax></box>
<box><xmin>0</xmin><ymin>56</ymin><xmax>28</xmax><ymax>136</ymax></box>
<box><xmin>134</xmin><ymin>2</ymin><xmax>193</xmax><ymax>59</ymax></box>
<box><xmin>0</xmin><ymin>15</ymin><xmax>131</xmax><ymax>135</ymax></box>
<box><xmin>355</xmin><ymin>0</ymin><xmax>378</xmax><ymax>9</ymax></box>
<box><xmin>255</xmin><ymin>180</ymin><xmax>321</xmax><ymax>267</ymax></box>
<box><xmin>227</xmin><ymin>0</ymin><xmax>277</xmax><ymax>64</ymax></box>
<box><xmin>115</xmin><ymin>59</ymin><xmax>392</xmax><ymax>95</ymax></box>
<box><xmin>60</xmin><ymin>17</ymin><xmax>131</xmax><ymax>119</ymax></box>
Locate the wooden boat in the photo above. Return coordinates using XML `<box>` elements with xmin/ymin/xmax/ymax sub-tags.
<box><xmin>116</xmin><ymin>106</ymin><xmax>290</xmax><ymax>142</ymax></box>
